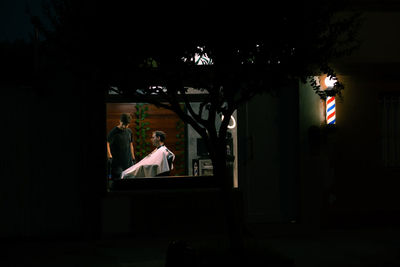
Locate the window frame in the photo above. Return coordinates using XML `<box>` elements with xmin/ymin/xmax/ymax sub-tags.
<box><xmin>105</xmin><ymin>93</ymin><xmax>221</xmax><ymax>192</ymax></box>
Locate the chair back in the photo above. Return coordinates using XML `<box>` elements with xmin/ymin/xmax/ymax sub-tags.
<box><xmin>167</xmin><ymin>152</ymin><xmax>174</xmax><ymax>169</ymax></box>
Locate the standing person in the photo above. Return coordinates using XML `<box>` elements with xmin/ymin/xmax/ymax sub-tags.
<box><xmin>107</xmin><ymin>113</ymin><xmax>136</xmax><ymax>179</ymax></box>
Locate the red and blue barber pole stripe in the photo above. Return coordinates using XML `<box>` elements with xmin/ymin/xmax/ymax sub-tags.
<box><xmin>326</xmin><ymin>96</ymin><xmax>336</xmax><ymax>124</ymax></box>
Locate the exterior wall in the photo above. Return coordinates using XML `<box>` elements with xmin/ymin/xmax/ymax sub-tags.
<box><xmin>341</xmin><ymin>11</ymin><xmax>400</xmax><ymax>64</ymax></box>
<box><xmin>0</xmin><ymin>82</ymin><xmax>85</xmax><ymax>238</ymax></box>
<box><xmin>298</xmin><ymin>81</ymin><xmax>328</xmax><ymax>229</ymax></box>
<box><xmin>101</xmin><ymin>190</ymin><xmax>226</xmax><ymax>237</ymax></box>
<box><xmin>322</xmin><ymin>73</ymin><xmax>400</xmax><ymax>227</ymax></box>
<box><xmin>239</xmin><ymin>83</ymin><xmax>300</xmax><ymax>225</ymax></box>
<box><xmin>303</xmin><ymin>9</ymin><xmax>400</xmax><ymax>228</ymax></box>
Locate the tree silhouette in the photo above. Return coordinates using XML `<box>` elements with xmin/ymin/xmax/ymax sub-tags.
<box><xmin>31</xmin><ymin>0</ymin><xmax>361</xmax><ymax>259</ymax></box>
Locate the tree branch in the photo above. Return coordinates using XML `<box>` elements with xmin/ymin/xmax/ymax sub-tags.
<box><xmin>178</xmin><ymin>87</ymin><xmax>208</xmax><ymax>127</ymax></box>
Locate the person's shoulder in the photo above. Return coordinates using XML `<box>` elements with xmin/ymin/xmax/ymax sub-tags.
<box><xmin>126</xmin><ymin>128</ymin><xmax>133</xmax><ymax>137</ymax></box>
<box><xmin>161</xmin><ymin>146</ymin><xmax>170</xmax><ymax>152</ymax></box>
<box><xmin>109</xmin><ymin>126</ymin><xmax>119</xmax><ymax>133</ymax></box>
<box><xmin>165</xmin><ymin>147</ymin><xmax>174</xmax><ymax>154</ymax></box>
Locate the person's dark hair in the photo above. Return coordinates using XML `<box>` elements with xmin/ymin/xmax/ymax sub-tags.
<box><xmin>120</xmin><ymin>113</ymin><xmax>131</xmax><ymax>125</ymax></box>
<box><xmin>154</xmin><ymin>130</ymin><xmax>166</xmax><ymax>142</ymax></box>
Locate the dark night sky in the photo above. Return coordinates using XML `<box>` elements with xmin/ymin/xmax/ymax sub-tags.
<box><xmin>0</xmin><ymin>0</ymin><xmax>43</xmax><ymax>42</ymax></box>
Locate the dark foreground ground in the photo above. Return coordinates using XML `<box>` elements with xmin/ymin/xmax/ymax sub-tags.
<box><xmin>2</xmin><ymin>226</ymin><xmax>400</xmax><ymax>267</ymax></box>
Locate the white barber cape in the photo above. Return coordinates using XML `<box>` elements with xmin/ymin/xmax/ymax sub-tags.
<box><xmin>121</xmin><ymin>146</ymin><xmax>174</xmax><ymax>178</ymax></box>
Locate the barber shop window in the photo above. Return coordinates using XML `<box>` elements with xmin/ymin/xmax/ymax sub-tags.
<box><xmin>105</xmin><ymin>97</ymin><xmax>239</xmax><ymax>191</ymax></box>
<box><xmin>106</xmin><ymin>102</ymin><xmax>186</xmax><ymax>177</ymax></box>
<box><xmin>105</xmin><ymin>98</ymin><xmax>238</xmax><ymax>191</ymax></box>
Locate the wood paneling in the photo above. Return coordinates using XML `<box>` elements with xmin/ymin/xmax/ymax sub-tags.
<box><xmin>106</xmin><ymin>103</ymin><xmax>186</xmax><ymax>175</ymax></box>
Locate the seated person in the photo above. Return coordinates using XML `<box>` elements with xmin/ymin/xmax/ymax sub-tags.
<box><xmin>121</xmin><ymin>130</ymin><xmax>175</xmax><ymax>178</ymax></box>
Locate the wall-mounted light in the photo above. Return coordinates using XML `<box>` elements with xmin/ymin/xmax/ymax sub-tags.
<box><xmin>319</xmin><ymin>75</ymin><xmax>337</xmax><ymax>90</ymax></box>
<box><xmin>324</xmin><ymin>76</ymin><xmax>337</xmax><ymax>89</ymax></box>
<box><xmin>221</xmin><ymin>115</ymin><xmax>237</xmax><ymax>129</ymax></box>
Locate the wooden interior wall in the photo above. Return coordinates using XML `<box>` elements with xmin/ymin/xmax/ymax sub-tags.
<box><xmin>106</xmin><ymin>103</ymin><xmax>185</xmax><ymax>176</ymax></box>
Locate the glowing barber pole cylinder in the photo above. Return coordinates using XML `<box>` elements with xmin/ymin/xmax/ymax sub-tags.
<box><xmin>326</xmin><ymin>96</ymin><xmax>336</xmax><ymax>124</ymax></box>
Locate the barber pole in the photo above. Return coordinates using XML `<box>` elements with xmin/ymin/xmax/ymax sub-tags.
<box><xmin>326</xmin><ymin>96</ymin><xmax>336</xmax><ymax>124</ymax></box>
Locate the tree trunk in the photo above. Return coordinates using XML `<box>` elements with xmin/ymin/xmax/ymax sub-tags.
<box><xmin>211</xmin><ymin>141</ymin><xmax>245</xmax><ymax>261</ymax></box>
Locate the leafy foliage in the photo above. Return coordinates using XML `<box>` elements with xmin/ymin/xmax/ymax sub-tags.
<box><xmin>30</xmin><ymin>0</ymin><xmax>362</xmax><ymax>170</ymax></box>
<box><xmin>134</xmin><ymin>104</ymin><xmax>151</xmax><ymax>160</ymax></box>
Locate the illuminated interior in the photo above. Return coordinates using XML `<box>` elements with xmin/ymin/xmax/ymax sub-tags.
<box><xmin>106</xmin><ymin>102</ymin><xmax>238</xmax><ymax>188</ymax></box>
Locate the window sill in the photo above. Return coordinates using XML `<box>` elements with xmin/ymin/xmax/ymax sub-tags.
<box><xmin>108</xmin><ymin>175</ymin><xmax>219</xmax><ymax>192</ymax></box>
